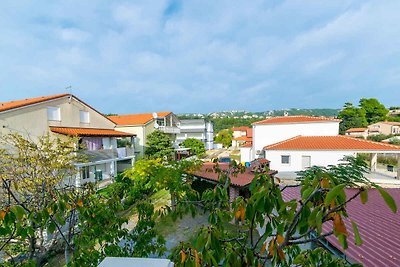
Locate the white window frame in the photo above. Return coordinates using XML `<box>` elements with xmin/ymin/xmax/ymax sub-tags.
<box><xmin>281</xmin><ymin>155</ymin><xmax>290</xmax><ymax>164</ymax></box>
<box><xmin>80</xmin><ymin>110</ymin><xmax>90</xmax><ymax>123</ymax></box>
<box><xmin>47</xmin><ymin>106</ymin><xmax>61</xmax><ymax>121</ymax></box>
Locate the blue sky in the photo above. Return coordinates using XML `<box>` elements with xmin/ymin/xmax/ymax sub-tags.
<box><xmin>1</xmin><ymin>0</ymin><xmax>399</xmax><ymax>114</ymax></box>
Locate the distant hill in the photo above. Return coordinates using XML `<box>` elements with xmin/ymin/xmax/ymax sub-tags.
<box><xmin>178</xmin><ymin>108</ymin><xmax>340</xmax><ymax>133</ymax></box>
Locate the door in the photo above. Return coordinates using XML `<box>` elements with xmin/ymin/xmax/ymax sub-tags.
<box><xmin>302</xmin><ymin>156</ymin><xmax>311</xmax><ymax>169</ymax></box>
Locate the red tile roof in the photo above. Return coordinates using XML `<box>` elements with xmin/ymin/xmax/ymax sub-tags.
<box><xmin>195</xmin><ymin>163</ymin><xmax>276</xmax><ymax>187</ymax></box>
<box><xmin>264</xmin><ymin>135</ymin><xmax>400</xmax><ymax>151</ymax></box>
<box><xmin>50</xmin><ymin>127</ymin><xmax>135</xmax><ymax>137</ymax></box>
<box><xmin>108</xmin><ymin>112</ymin><xmax>172</xmax><ymax>125</ymax></box>
<box><xmin>282</xmin><ymin>187</ymin><xmax>400</xmax><ymax>267</ymax></box>
<box><xmin>253</xmin><ymin>116</ymin><xmax>340</xmax><ymax>125</ymax></box>
<box><xmin>233</xmin><ymin>136</ymin><xmax>252</xmax><ymax>141</ymax></box>
<box><xmin>345</xmin><ymin>128</ymin><xmax>368</xmax><ymax>133</ymax></box>
<box><xmin>232</xmin><ymin>126</ymin><xmax>251</xmax><ymax>131</ymax></box>
<box><xmin>0</xmin><ymin>93</ymin><xmax>69</xmax><ymax>112</ymax></box>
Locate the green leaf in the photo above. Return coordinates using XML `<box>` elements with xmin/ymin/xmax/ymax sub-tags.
<box><xmin>48</xmin><ymin>221</ymin><xmax>56</xmax><ymax>233</ymax></box>
<box><xmin>376</xmin><ymin>186</ymin><xmax>397</xmax><ymax>213</ymax></box>
<box><xmin>11</xmin><ymin>205</ymin><xmax>26</xmax><ymax>220</ymax></box>
<box><xmin>337</xmin><ymin>234</ymin><xmax>348</xmax><ymax>250</ymax></box>
<box><xmin>301</xmin><ymin>187</ymin><xmax>313</xmax><ymax>199</ymax></box>
<box><xmin>324</xmin><ymin>184</ymin><xmax>346</xmax><ymax>207</ymax></box>
<box><xmin>351</xmin><ymin>220</ymin><xmax>363</xmax><ymax>246</ymax></box>
<box><xmin>360</xmin><ymin>189</ymin><xmax>368</xmax><ymax>204</ymax></box>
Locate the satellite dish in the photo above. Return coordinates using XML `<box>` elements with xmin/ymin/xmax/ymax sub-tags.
<box><xmin>154</xmin><ymin>122</ymin><xmax>159</xmax><ymax>129</ymax></box>
<box><xmin>152</xmin><ymin>112</ymin><xmax>158</xmax><ymax>119</ymax></box>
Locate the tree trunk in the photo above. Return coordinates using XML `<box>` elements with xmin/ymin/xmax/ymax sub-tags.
<box><xmin>170</xmin><ymin>190</ymin><xmax>176</xmax><ymax>212</ymax></box>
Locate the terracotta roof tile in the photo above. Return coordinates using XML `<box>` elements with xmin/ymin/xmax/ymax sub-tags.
<box><xmin>233</xmin><ymin>136</ymin><xmax>252</xmax><ymax>141</ymax></box>
<box><xmin>253</xmin><ymin>116</ymin><xmax>340</xmax><ymax>125</ymax></box>
<box><xmin>50</xmin><ymin>127</ymin><xmax>135</xmax><ymax>137</ymax></box>
<box><xmin>345</xmin><ymin>128</ymin><xmax>368</xmax><ymax>133</ymax></box>
<box><xmin>240</xmin><ymin>143</ymin><xmax>252</xmax><ymax>148</ymax></box>
<box><xmin>264</xmin><ymin>135</ymin><xmax>400</xmax><ymax>151</ymax></box>
<box><xmin>0</xmin><ymin>93</ymin><xmax>69</xmax><ymax>112</ymax></box>
<box><xmin>232</xmin><ymin>126</ymin><xmax>251</xmax><ymax>131</ymax></box>
<box><xmin>282</xmin><ymin>187</ymin><xmax>400</xmax><ymax>267</ymax></box>
<box><xmin>108</xmin><ymin>112</ymin><xmax>172</xmax><ymax>125</ymax></box>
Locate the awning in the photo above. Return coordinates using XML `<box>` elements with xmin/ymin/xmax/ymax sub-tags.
<box><xmin>50</xmin><ymin>127</ymin><xmax>135</xmax><ymax>137</ymax></box>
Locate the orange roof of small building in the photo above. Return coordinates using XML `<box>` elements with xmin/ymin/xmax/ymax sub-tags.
<box><xmin>264</xmin><ymin>135</ymin><xmax>400</xmax><ymax>151</ymax></box>
<box><xmin>232</xmin><ymin>126</ymin><xmax>251</xmax><ymax>131</ymax></box>
<box><xmin>0</xmin><ymin>93</ymin><xmax>69</xmax><ymax>112</ymax></box>
<box><xmin>50</xmin><ymin>127</ymin><xmax>135</xmax><ymax>137</ymax></box>
<box><xmin>345</xmin><ymin>128</ymin><xmax>368</xmax><ymax>133</ymax></box>
<box><xmin>108</xmin><ymin>112</ymin><xmax>172</xmax><ymax>125</ymax></box>
<box><xmin>253</xmin><ymin>115</ymin><xmax>340</xmax><ymax>125</ymax></box>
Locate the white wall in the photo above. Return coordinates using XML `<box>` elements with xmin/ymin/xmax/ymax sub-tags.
<box><xmin>253</xmin><ymin>121</ymin><xmax>339</xmax><ymax>160</ymax></box>
<box><xmin>240</xmin><ymin>147</ymin><xmax>252</xmax><ymax>163</ymax></box>
<box><xmin>265</xmin><ymin>150</ymin><xmax>356</xmax><ymax>172</ymax></box>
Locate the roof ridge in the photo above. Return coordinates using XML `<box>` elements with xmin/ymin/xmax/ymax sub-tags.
<box><xmin>265</xmin><ymin>135</ymin><xmax>302</xmax><ymax>149</ymax></box>
<box><xmin>0</xmin><ymin>93</ymin><xmax>70</xmax><ymax>112</ymax></box>
<box><xmin>338</xmin><ymin>134</ymin><xmax>400</xmax><ymax>149</ymax></box>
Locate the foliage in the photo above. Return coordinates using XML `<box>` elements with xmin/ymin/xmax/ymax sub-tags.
<box><xmin>359</xmin><ymin>98</ymin><xmax>388</xmax><ymax>124</ymax></box>
<box><xmin>367</xmin><ymin>134</ymin><xmax>392</xmax><ymax>142</ymax></box>
<box><xmin>215</xmin><ymin>129</ymin><xmax>233</xmax><ymax>148</ymax></box>
<box><xmin>211</xmin><ymin>118</ymin><xmax>259</xmax><ymax>133</ymax></box>
<box><xmin>0</xmin><ymin>134</ymin><xmax>165</xmax><ymax>266</ymax></box>
<box><xmin>145</xmin><ymin>130</ymin><xmax>174</xmax><ymax>160</ymax></box>
<box><xmin>181</xmin><ymin>138</ymin><xmax>206</xmax><ymax>157</ymax></box>
<box><xmin>337</xmin><ymin>103</ymin><xmax>368</xmax><ymax>134</ymax></box>
<box><xmin>168</xmin><ymin>157</ymin><xmax>396</xmax><ymax>266</ymax></box>
<box><xmin>117</xmin><ymin>138</ymin><xmax>132</xmax><ymax>148</ymax></box>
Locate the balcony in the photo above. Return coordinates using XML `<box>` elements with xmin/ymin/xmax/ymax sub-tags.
<box><xmin>80</xmin><ymin>147</ymin><xmax>134</xmax><ymax>163</ymax></box>
<box><xmin>158</xmin><ymin>126</ymin><xmax>180</xmax><ymax>134</ymax></box>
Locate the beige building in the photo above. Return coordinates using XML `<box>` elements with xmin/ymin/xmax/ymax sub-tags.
<box><xmin>345</xmin><ymin>128</ymin><xmax>369</xmax><ymax>138</ymax></box>
<box><xmin>109</xmin><ymin>112</ymin><xmax>180</xmax><ymax>157</ymax></box>
<box><xmin>0</xmin><ymin>93</ymin><xmax>136</xmax><ymax>186</ymax></box>
<box><xmin>368</xmin><ymin>122</ymin><xmax>400</xmax><ymax>136</ymax></box>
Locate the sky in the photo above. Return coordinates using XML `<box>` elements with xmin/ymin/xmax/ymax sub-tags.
<box><xmin>0</xmin><ymin>0</ymin><xmax>399</xmax><ymax>114</ymax></box>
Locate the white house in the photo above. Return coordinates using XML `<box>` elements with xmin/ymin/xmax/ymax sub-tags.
<box><xmin>251</xmin><ymin>116</ymin><xmax>340</xmax><ymax>160</ymax></box>
<box><xmin>263</xmin><ymin>135</ymin><xmax>400</xmax><ymax>178</ymax></box>
<box><xmin>176</xmin><ymin>119</ymin><xmax>214</xmax><ymax>150</ymax></box>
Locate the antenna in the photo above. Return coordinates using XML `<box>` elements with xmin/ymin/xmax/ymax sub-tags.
<box><xmin>66</xmin><ymin>86</ymin><xmax>72</xmax><ymax>103</ymax></box>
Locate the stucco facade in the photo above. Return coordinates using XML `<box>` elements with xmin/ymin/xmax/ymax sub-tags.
<box><xmin>252</xmin><ymin>120</ymin><xmax>339</xmax><ymax>159</ymax></box>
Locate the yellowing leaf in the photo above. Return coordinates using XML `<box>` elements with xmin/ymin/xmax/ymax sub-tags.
<box><xmin>194</xmin><ymin>250</ymin><xmax>200</xmax><ymax>267</ymax></box>
<box><xmin>180</xmin><ymin>250</ymin><xmax>186</xmax><ymax>264</ymax></box>
<box><xmin>320</xmin><ymin>178</ymin><xmax>330</xmax><ymax>188</ymax></box>
<box><xmin>0</xmin><ymin>210</ymin><xmax>6</xmax><ymax>221</ymax></box>
<box><xmin>277</xmin><ymin>234</ymin><xmax>285</xmax><ymax>245</ymax></box>
<box><xmin>278</xmin><ymin>249</ymin><xmax>285</xmax><ymax>261</ymax></box>
<box><xmin>47</xmin><ymin>207</ymin><xmax>52</xmax><ymax>214</ymax></box>
<box><xmin>333</xmin><ymin>213</ymin><xmax>348</xmax><ymax>236</ymax></box>
<box><xmin>240</xmin><ymin>206</ymin><xmax>245</xmax><ymax>222</ymax></box>
<box><xmin>260</xmin><ymin>242</ymin><xmax>267</xmax><ymax>254</ymax></box>
<box><xmin>77</xmin><ymin>199</ymin><xmax>83</xmax><ymax>208</ymax></box>
<box><xmin>268</xmin><ymin>238</ymin><xmax>275</xmax><ymax>256</ymax></box>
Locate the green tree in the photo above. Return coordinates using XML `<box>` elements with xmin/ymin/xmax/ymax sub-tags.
<box><xmin>168</xmin><ymin>157</ymin><xmax>396</xmax><ymax>266</ymax></box>
<box><xmin>181</xmin><ymin>138</ymin><xmax>206</xmax><ymax>156</ymax></box>
<box><xmin>338</xmin><ymin>102</ymin><xmax>368</xmax><ymax>134</ymax></box>
<box><xmin>215</xmin><ymin>129</ymin><xmax>233</xmax><ymax>148</ymax></box>
<box><xmin>145</xmin><ymin>130</ymin><xmax>174</xmax><ymax>160</ymax></box>
<box><xmin>0</xmin><ymin>134</ymin><xmax>165</xmax><ymax>266</ymax></box>
<box><xmin>359</xmin><ymin>98</ymin><xmax>388</xmax><ymax>124</ymax></box>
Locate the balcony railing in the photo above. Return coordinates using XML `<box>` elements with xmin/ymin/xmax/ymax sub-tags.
<box><xmin>158</xmin><ymin>126</ymin><xmax>180</xmax><ymax>134</ymax></box>
<box><xmin>80</xmin><ymin>147</ymin><xmax>134</xmax><ymax>162</ymax></box>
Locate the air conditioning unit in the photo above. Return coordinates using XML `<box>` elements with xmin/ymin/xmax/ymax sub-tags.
<box><xmin>256</xmin><ymin>150</ymin><xmax>262</xmax><ymax>155</ymax></box>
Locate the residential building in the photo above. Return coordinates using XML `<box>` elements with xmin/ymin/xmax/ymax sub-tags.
<box><xmin>231</xmin><ymin>126</ymin><xmax>252</xmax><ymax>148</ymax></box>
<box><xmin>109</xmin><ymin>112</ymin><xmax>180</xmax><ymax>156</ymax></box>
<box><xmin>0</xmin><ymin>93</ymin><xmax>136</xmax><ymax>186</ymax></box>
<box><xmin>345</xmin><ymin>128</ymin><xmax>368</xmax><ymax>138</ymax></box>
<box><xmin>176</xmin><ymin>119</ymin><xmax>214</xmax><ymax>150</ymax></box>
<box><xmin>251</xmin><ymin>116</ymin><xmax>340</xmax><ymax>160</ymax></box>
<box><xmin>368</xmin><ymin>121</ymin><xmax>400</xmax><ymax>136</ymax></box>
<box><xmin>263</xmin><ymin>135</ymin><xmax>400</xmax><ymax>177</ymax></box>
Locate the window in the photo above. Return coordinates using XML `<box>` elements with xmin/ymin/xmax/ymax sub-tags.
<box><xmin>281</xmin><ymin>155</ymin><xmax>290</xmax><ymax>164</ymax></box>
<box><xmin>156</xmin><ymin>118</ymin><xmax>165</xmax><ymax>126</ymax></box>
<box><xmin>81</xmin><ymin>166</ymin><xmax>90</xmax><ymax>180</ymax></box>
<box><xmin>80</xmin><ymin>110</ymin><xmax>90</xmax><ymax>123</ymax></box>
<box><xmin>47</xmin><ymin>107</ymin><xmax>61</xmax><ymax>121</ymax></box>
